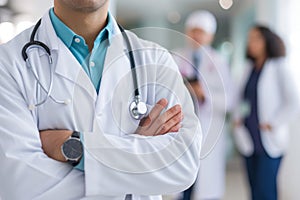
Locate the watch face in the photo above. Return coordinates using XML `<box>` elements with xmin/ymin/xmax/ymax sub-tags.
<box><xmin>62</xmin><ymin>138</ymin><xmax>83</xmax><ymax>160</ymax></box>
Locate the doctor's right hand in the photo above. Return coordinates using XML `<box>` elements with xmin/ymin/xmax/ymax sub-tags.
<box><xmin>136</xmin><ymin>98</ymin><xmax>183</xmax><ymax>136</ymax></box>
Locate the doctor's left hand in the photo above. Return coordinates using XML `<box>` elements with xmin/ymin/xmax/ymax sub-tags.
<box><xmin>136</xmin><ymin>98</ymin><xmax>183</xmax><ymax>136</ymax></box>
<box><xmin>39</xmin><ymin>130</ymin><xmax>72</xmax><ymax>162</ymax></box>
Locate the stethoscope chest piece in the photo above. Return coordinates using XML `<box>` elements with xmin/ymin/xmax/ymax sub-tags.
<box><xmin>130</xmin><ymin>96</ymin><xmax>147</xmax><ymax>120</ymax></box>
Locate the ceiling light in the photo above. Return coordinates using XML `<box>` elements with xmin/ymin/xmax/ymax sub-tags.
<box><xmin>219</xmin><ymin>0</ymin><xmax>233</xmax><ymax>10</ymax></box>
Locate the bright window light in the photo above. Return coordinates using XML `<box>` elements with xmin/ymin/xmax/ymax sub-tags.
<box><xmin>0</xmin><ymin>0</ymin><xmax>8</xmax><ymax>6</ymax></box>
<box><xmin>16</xmin><ymin>21</ymin><xmax>34</xmax><ymax>34</ymax></box>
<box><xmin>0</xmin><ymin>22</ymin><xmax>15</xmax><ymax>44</ymax></box>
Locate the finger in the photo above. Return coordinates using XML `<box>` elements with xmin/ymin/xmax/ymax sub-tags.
<box><xmin>158</xmin><ymin>104</ymin><xmax>182</xmax><ymax>124</ymax></box>
<box><xmin>169</xmin><ymin>123</ymin><xmax>182</xmax><ymax>133</ymax></box>
<box><xmin>151</xmin><ymin>104</ymin><xmax>182</xmax><ymax>133</ymax></box>
<box><xmin>170</xmin><ymin>113</ymin><xmax>184</xmax><ymax>133</ymax></box>
<box><xmin>152</xmin><ymin>105</ymin><xmax>182</xmax><ymax>134</ymax></box>
<box><xmin>155</xmin><ymin>122</ymin><xmax>181</xmax><ymax>136</ymax></box>
<box><xmin>146</xmin><ymin>98</ymin><xmax>168</xmax><ymax>123</ymax></box>
<box><xmin>138</xmin><ymin>99</ymin><xmax>168</xmax><ymax>128</ymax></box>
<box><xmin>155</xmin><ymin>122</ymin><xmax>182</xmax><ymax>136</ymax></box>
<box><xmin>155</xmin><ymin>111</ymin><xmax>182</xmax><ymax>135</ymax></box>
<box><xmin>138</xmin><ymin>116</ymin><xmax>151</xmax><ymax>127</ymax></box>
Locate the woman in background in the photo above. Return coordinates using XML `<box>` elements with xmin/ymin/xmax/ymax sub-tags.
<box><xmin>233</xmin><ymin>25</ymin><xmax>300</xmax><ymax>200</ymax></box>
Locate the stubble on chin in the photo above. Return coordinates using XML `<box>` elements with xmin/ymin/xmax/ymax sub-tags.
<box><xmin>66</xmin><ymin>0</ymin><xmax>109</xmax><ymax>13</ymax></box>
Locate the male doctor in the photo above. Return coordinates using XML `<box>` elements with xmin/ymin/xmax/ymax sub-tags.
<box><xmin>173</xmin><ymin>10</ymin><xmax>233</xmax><ymax>200</ymax></box>
<box><xmin>0</xmin><ymin>0</ymin><xmax>201</xmax><ymax>200</ymax></box>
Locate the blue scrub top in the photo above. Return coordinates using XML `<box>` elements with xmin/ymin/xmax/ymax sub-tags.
<box><xmin>244</xmin><ymin>66</ymin><xmax>265</xmax><ymax>155</ymax></box>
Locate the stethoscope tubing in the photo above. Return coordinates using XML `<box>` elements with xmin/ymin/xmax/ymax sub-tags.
<box><xmin>22</xmin><ymin>19</ymin><xmax>147</xmax><ymax>119</ymax></box>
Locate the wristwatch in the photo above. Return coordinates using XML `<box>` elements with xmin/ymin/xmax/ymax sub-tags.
<box><xmin>61</xmin><ymin>131</ymin><xmax>83</xmax><ymax>166</ymax></box>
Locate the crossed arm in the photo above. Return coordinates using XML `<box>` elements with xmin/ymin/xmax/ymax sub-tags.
<box><xmin>40</xmin><ymin>98</ymin><xmax>183</xmax><ymax>162</ymax></box>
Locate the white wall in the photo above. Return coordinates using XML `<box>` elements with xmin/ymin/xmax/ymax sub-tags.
<box><xmin>276</xmin><ymin>1</ymin><xmax>300</xmax><ymax>199</ymax></box>
<box><xmin>254</xmin><ymin>0</ymin><xmax>278</xmax><ymax>28</ymax></box>
<box><xmin>230</xmin><ymin>0</ymin><xmax>255</xmax><ymax>78</ymax></box>
<box><xmin>255</xmin><ymin>0</ymin><xmax>300</xmax><ymax>199</ymax></box>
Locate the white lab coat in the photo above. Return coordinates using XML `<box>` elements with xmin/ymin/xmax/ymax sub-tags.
<box><xmin>173</xmin><ymin>47</ymin><xmax>234</xmax><ymax>199</ymax></box>
<box><xmin>233</xmin><ymin>58</ymin><xmax>300</xmax><ymax>158</ymax></box>
<box><xmin>0</xmin><ymin>11</ymin><xmax>202</xmax><ymax>200</ymax></box>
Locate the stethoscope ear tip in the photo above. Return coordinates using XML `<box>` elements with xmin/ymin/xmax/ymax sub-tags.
<box><xmin>64</xmin><ymin>99</ymin><xmax>71</xmax><ymax>105</ymax></box>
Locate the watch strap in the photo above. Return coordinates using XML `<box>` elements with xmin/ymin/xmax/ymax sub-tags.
<box><xmin>71</xmin><ymin>131</ymin><xmax>80</xmax><ymax>139</ymax></box>
<box><xmin>68</xmin><ymin>159</ymin><xmax>81</xmax><ymax>167</ymax></box>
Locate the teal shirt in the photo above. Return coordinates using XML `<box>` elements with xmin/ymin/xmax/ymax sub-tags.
<box><xmin>49</xmin><ymin>8</ymin><xmax>114</xmax><ymax>171</ymax></box>
<box><xmin>50</xmin><ymin>8</ymin><xmax>114</xmax><ymax>92</ymax></box>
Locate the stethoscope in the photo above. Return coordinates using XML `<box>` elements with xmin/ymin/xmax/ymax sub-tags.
<box><xmin>22</xmin><ymin>19</ymin><xmax>147</xmax><ymax>120</ymax></box>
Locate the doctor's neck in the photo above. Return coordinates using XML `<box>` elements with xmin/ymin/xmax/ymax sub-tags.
<box><xmin>53</xmin><ymin>1</ymin><xmax>109</xmax><ymax>51</ymax></box>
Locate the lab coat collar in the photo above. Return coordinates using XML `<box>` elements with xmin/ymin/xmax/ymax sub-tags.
<box><xmin>102</xmin><ymin>15</ymin><xmax>128</xmax><ymax>70</ymax></box>
<box><xmin>36</xmin><ymin>10</ymin><xmax>129</xmax><ymax>102</ymax></box>
<box><xmin>39</xmin><ymin>10</ymin><xmax>60</xmax><ymax>51</ymax></box>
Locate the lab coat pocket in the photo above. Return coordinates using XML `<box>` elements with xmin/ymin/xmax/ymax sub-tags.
<box><xmin>233</xmin><ymin>125</ymin><xmax>254</xmax><ymax>156</ymax></box>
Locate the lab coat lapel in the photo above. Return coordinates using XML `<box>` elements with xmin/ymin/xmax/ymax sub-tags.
<box><xmin>54</xmin><ymin>44</ymin><xmax>97</xmax><ymax>101</ymax></box>
<box><xmin>96</xmin><ymin>18</ymin><xmax>130</xmax><ymax>110</ymax></box>
<box><xmin>38</xmin><ymin>10</ymin><xmax>97</xmax><ymax>101</ymax></box>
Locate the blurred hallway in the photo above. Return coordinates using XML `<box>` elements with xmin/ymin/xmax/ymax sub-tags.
<box><xmin>163</xmin><ymin>117</ymin><xmax>300</xmax><ymax>200</ymax></box>
<box><xmin>224</xmin><ymin>157</ymin><xmax>248</xmax><ymax>200</ymax></box>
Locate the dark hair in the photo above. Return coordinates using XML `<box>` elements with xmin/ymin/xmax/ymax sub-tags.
<box><xmin>247</xmin><ymin>25</ymin><xmax>286</xmax><ymax>60</ymax></box>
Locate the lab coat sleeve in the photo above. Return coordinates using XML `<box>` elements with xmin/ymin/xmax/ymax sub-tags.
<box><xmin>84</xmin><ymin>50</ymin><xmax>202</xmax><ymax>196</ymax></box>
<box><xmin>0</xmin><ymin>65</ymin><xmax>84</xmax><ymax>200</ymax></box>
<box><xmin>269</xmin><ymin>59</ymin><xmax>300</xmax><ymax>128</ymax></box>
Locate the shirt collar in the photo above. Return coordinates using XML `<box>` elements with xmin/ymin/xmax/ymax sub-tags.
<box><xmin>49</xmin><ymin>8</ymin><xmax>114</xmax><ymax>48</ymax></box>
<box><xmin>94</xmin><ymin>12</ymin><xmax>114</xmax><ymax>45</ymax></box>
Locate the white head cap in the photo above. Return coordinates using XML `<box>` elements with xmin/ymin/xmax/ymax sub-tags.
<box><xmin>185</xmin><ymin>10</ymin><xmax>217</xmax><ymax>35</ymax></box>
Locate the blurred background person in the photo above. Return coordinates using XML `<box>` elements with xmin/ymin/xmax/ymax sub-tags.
<box><xmin>232</xmin><ymin>25</ymin><xmax>300</xmax><ymax>200</ymax></box>
<box><xmin>173</xmin><ymin>10</ymin><xmax>234</xmax><ymax>200</ymax></box>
